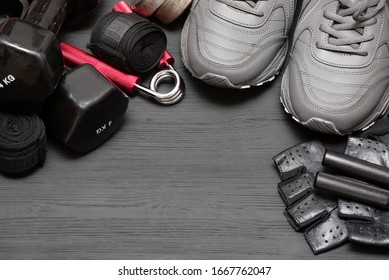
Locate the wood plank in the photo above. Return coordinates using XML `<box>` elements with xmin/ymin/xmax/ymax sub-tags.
<box><xmin>0</xmin><ymin>0</ymin><xmax>388</xmax><ymax>260</ymax></box>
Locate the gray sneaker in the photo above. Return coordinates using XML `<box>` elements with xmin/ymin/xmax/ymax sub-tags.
<box><xmin>181</xmin><ymin>0</ymin><xmax>296</xmax><ymax>88</ymax></box>
<box><xmin>281</xmin><ymin>0</ymin><xmax>389</xmax><ymax>135</ymax></box>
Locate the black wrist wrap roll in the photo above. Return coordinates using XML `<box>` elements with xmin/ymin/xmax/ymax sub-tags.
<box><xmin>0</xmin><ymin>113</ymin><xmax>46</xmax><ymax>174</ymax></box>
<box><xmin>88</xmin><ymin>12</ymin><xmax>167</xmax><ymax>74</ymax></box>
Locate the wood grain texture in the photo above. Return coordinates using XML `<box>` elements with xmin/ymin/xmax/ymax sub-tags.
<box><xmin>0</xmin><ymin>0</ymin><xmax>388</xmax><ymax>260</ymax></box>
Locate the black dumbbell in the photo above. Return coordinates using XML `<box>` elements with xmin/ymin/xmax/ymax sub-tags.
<box><xmin>41</xmin><ymin>64</ymin><xmax>129</xmax><ymax>153</ymax></box>
<box><xmin>0</xmin><ymin>0</ymin><xmax>100</xmax><ymax>113</ymax></box>
<box><xmin>0</xmin><ymin>0</ymin><xmax>31</xmax><ymax>23</ymax></box>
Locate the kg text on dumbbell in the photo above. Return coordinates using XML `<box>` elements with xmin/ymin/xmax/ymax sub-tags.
<box><xmin>0</xmin><ymin>0</ymin><xmax>99</xmax><ymax>113</ymax></box>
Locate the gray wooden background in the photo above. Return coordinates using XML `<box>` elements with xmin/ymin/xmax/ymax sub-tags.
<box><xmin>1</xmin><ymin>0</ymin><xmax>388</xmax><ymax>260</ymax></box>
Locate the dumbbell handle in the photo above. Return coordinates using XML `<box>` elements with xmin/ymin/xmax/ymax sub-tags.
<box><xmin>323</xmin><ymin>149</ymin><xmax>389</xmax><ymax>190</ymax></box>
<box><xmin>315</xmin><ymin>172</ymin><xmax>389</xmax><ymax>209</ymax></box>
<box><xmin>25</xmin><ymin>0</ymin><xmax>70</xmax><ymax>35</ymax></box>
<box><xmin>60</xmin><ymin>42</ymin><xmax>141</xmax><ymax>94</ymax></box>
<box><xmin>113</xmin><ymin>1</ymin><xmax>175</xmax><ymax>68</ymax></box>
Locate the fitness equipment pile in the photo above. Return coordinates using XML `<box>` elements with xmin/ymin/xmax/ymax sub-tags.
<box><xmin>0</xmin><ymin>0</ymin><xmax>189</xmax><ymax>174</ymax></box>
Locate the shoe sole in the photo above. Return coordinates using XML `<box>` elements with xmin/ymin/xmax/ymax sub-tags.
<box><xmin>181</xmin><ymin>18</ymin><xmax>288</xmax><ymax>89</ymax></box>
<box><xmin>280</xmin><ymin>67</ymin><xmax>389</xmax><ymax>135</ymax></box>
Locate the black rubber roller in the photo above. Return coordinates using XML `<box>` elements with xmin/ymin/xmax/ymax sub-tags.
<box><xmin>315</xmin><ymin>172</ymin><xmax>389</xmax><ymax>209</ymax></box>
<box><xmin>0</xmin><ymin>112</ymin><xmax>46</xmax><ymax>174</ymax></box>
<box><xmin>88</xmin><ymin>11</ymin><xmax>167</xmax><ymax>74</ymax></box>
<box><xmin>322</xmin><ymin>149</ymin><xmax>389</xmax><ymax>190</ymax></box>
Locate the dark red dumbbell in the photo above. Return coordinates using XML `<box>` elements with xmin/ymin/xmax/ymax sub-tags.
<box><xmin>41</xmin><ymin>64</ymin><xmax>129</xmax><ymax>153</ymax></box>
<box><xmin>0</xmin><ymin>0</ymin><xmax>100</xmax><ymax>113</ymax></box>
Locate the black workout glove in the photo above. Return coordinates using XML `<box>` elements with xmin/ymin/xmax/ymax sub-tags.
<box><xmin>335</xmin><ymin>137</ymin><xmax>389</xmax><ymax>247</ymax></box>
<box><xmin>345</xmin><ymin>137</ymin><xmax>389</xmax><ymax>167</ymax></box>
<box><xmin>277</xmin><ymin>171</ymin><xmax>316</xmax><ymax>206</ymax></box>
<box><xmin>339</xmin><ymin>200</ymin><xmax>389</xmax><ymax>246</ymax></box>
<box><xmin>273</xmin><ymin>140</ymin><xmax>325</xmax><ymax>205</ymax></box>
<box><xmin>283</xmin><ymin>190</ymin><xmax>348</xmax><ymax>255</ymax></box>
<box><xmin>273</xmin><ymin>141</ymin><xmax>348</xmax><ymax>254</ymax></box>
<box><xmin>273</xmin><ymin>140</ymin><xmax>325</xmax><ymax>181</ymax></box>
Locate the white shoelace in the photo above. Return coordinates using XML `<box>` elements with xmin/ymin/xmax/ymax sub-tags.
<box><xmin>316</xmin><ymin>0</ymin><xmax>387</xmax><ymax>56</ymax></box>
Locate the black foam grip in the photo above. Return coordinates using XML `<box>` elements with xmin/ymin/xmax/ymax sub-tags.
<box><xmin>89</xmin><ymin>12</ymin><xmax>167</xmax><ymax>74</ymax></box>
<box><xmin>322</xmin><ymin>149</ymin><xmax>389</xmax><ymax>190</ymax></box>
<box><xmin>0</xmin><ymin>112</ymin><xmax>46</xmax><ymax>173</ymax></box>
<box><xmin>315</xmin><ymin>172</ymin><xmax>389</xmax><ymax>209</ymax></box>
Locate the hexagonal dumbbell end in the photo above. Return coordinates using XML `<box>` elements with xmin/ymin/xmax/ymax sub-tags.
<box><xmin>0</xmin><ymin>17</ymin><xmax>63</xmax><ymax>113</ymax></box>
<box><xmin>41</xmin><ymin>64</ymin><xmax>129</xmax><ymax>153</ymax></box>
<box><xmin>0</xmin><ymin>0</ymin><xmax>100</xmax><ymax>113</ymax></box>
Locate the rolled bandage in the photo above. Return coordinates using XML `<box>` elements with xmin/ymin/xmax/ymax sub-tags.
<box><xmin>89</xmin><ymin>12</ymin><xmax>167</xmax><ymax>74</ymax></box>
<box><xmin>0</xmin><ymin>113</ymin><xmax>46</xmax><ymax>174</ymax></box>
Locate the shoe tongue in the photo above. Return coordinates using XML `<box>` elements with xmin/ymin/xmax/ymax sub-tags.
<box><xmin>246</xmin><ymin>0</ymin><xmax>259</xmax><ymax>8</ymax></box>
<box><xmin>236</xmin><ymin>0</ymin><xmax>259</xmax><ymax>10</ymax></box>
<box><xmin>218</xmin><ymin>0</ymin><xmax>266</xmax><ymax>16</ymax></box>
<box><xmin>332</xmin><ymin>0</ymin><xmax>364</xmax><ymax>50</ymax></box>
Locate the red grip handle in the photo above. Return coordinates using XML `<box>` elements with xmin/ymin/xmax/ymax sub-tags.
<box><xmin>60</xmin><ymin>42</ymin><xmax>140</xmax><ymax>95</ymax></box>
<box><xmin>113</xmin><ymin>1</ymin><xmax>174</xmax><ymax>68</ymax></box>
<box><xmin>113</xmin><ymin>1</ymin><xmax>133</xmax><ymax>13</ymax></box>
<box><xmin>159</xmin><ymin>51</ymin><xmax>174</xmax><ymax>69</ymax></box>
